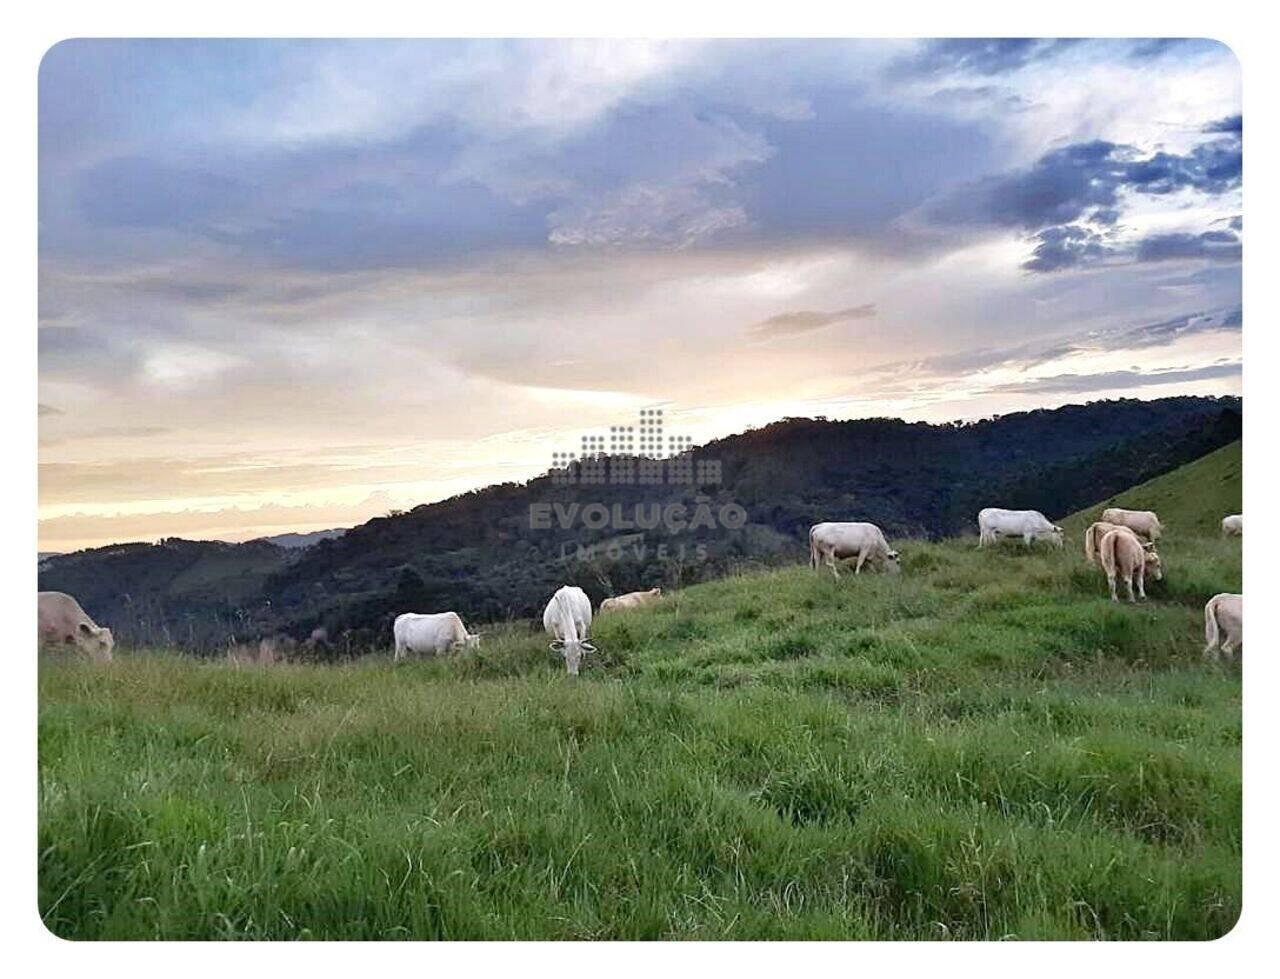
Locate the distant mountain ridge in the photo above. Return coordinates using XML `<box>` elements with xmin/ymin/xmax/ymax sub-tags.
<box><xmin>253</xmin><ymin>528</ymin><xmax>347</xmax><ymax>549</ymax></box>
<box><xmin>38</xmin><ymin>396</ymin><xmax>1241</xmax><ymax>651</ymax></box>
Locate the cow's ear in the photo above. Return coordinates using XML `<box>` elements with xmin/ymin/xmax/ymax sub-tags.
<box><xmin>77</xmin><ymin>622</ymin><xmax>94</xmax><ymax>636</ymax></box>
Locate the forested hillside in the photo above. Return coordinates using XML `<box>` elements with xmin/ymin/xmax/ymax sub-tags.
<box><xmin>39</xmin><ymin>396</ymin><xmax>1240</xmax><ymax>650</ymax></box>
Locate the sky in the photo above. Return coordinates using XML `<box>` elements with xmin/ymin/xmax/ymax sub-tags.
<box><xmin>38</xmin><ymin>38</ymin><xmax>1242</xmax><ymax>552</ymax></box>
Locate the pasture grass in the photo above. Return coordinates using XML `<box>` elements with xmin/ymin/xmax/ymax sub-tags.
<box><xmin>39</xmin><ymin>525</ymin><xmax>1241</xmax><ymax>940</ymax></box>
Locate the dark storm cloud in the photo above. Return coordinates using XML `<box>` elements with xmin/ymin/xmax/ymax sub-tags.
<box><xmin>1022</xmin><ymin>225</ymin><xmax>1112</xmax><ymax>272</ymax></box>
<box><xmin>747</xmin><ymin>303</ymin><xmax>877</xmax><ymax>340</ymax></box>
<box><xmin>1203</xmin><ymin>114</ymin><xmax>1242</xmax><ymax>134</ymax></box>
<box><xmin>923</xmin><ymin>134</ymin><xmax>1241</xmax><ymax>234</ymax></box>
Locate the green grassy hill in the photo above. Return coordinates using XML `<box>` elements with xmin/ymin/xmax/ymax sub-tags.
<box><xmin>1064</xmin><ymin>440</ymin><xmax>1241</xmax><ymax>538</ymax></box>
<box><xmin>39</xmin><ymin>448</ymin><xmax>1242</xmax><ymax>940</ymax></box>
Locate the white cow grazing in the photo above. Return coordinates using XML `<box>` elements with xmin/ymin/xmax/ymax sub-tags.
<box><xmin>977</xmin><ymin>508</ymin><xmax>1063</xmax><ymax>548</ymax></box>
<box><xmin>1098</xmin><ymin>528</ymin><xmax>1163</xmax><ymax>603</ymax></box>
<box><xmin>1203</xmin><ymin>593</ymin><xmax>1243</xmax><ymax>661</ymax></box>
<box><xmin>392</xmin><ymin>611</ymin><xmax>480</xmax><ymax>661</ymax></box>
<box><xmin>38</xmin><ymin>591</ymin><xmax>114</xmax><ymax>662</ymax></box>
<box><xmin>809</xmin><ymin>522</ymin><xmax>901</xmax><ymax>578</ymax></box>
<box><xmin>1100</xmin><ymin>507</ymin><xmax>1163</xmax><ymax>541</ymax></box>
<box><xmin>543</xmin><ymin>585</ymin><xmax>594</xmax><ymax>676</ymax></box>
<box><xmin>600</xmin><ymin>588</ymin><xmax>662</xmax><ymax>613</ymax></box>
<box><xmin>1222</xmin><ymin>514</ymin><xmax>1243</xmax><ymax>537</ymax></box>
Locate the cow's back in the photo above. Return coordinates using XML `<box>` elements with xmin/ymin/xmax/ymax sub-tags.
<box><xmin>38</xmin><ymin>591</ymin><xmax>87</xmax><ymax>640</ymax></box>
<box><xmin>812</xmin><ymin>521</ymin><xmax>883</xmax><ymax>554</ymax></box>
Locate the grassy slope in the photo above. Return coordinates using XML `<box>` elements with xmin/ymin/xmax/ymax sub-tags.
<box><xmin>39</xmin><ymin>451</ymin><xmax>1242</xmax><ymax>940</ymax></box>
<box><xmin>1062</xmin><ymin>440</ymin><xmax>1241</xmax><ymax>537</ymax></box>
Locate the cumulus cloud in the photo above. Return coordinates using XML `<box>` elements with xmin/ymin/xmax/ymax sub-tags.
<box><xmin>747</xmin><ymin>304</ymin><xmax>877</xmax><ymax>339</ymax></box>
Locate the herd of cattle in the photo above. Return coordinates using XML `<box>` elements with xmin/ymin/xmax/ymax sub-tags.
<box><xmin>37</xmin><ymin>508</ymin><xmax>1243</xmax><ymax>673</ymax></box>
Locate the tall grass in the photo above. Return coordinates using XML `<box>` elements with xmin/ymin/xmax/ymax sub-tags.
<box><xmin>39</xmin><ymin>529</ymin><xmax>1241</xmax><ymax>940</ymax></box>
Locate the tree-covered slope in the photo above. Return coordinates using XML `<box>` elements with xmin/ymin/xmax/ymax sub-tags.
<box><xmin>39</xmin><ymin>397</ymin><xmax>1241</xmax><ymax>649</ymax></box>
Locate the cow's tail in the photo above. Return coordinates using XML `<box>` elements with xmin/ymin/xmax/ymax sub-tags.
<box><xmin>809</xmin><ymin>528</ymin><xmax>819</xmax><ymax>570</ymax></box>
<box><xmin>1098</xmin><ymin>528</ymin><xmax>1116</xmax><ymax>570</ymax></box>
<box><xmin>1204</xmin><ymin>596</ymin><xmax>1220</xmax><ymax>653</ymax></box>
<box><xmin>1084</xmin><ymin>525</ymin><xmax>1097</xmax><ymax>564</ymax></box>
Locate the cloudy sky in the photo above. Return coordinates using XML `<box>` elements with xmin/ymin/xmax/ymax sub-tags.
<box><xmin>38</xmin><ymin>38</ymin><xmax>1242</xmax><ymax>552</ymax></box>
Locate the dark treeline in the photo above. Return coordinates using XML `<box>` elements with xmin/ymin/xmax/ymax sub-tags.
<box><xmin>39</xmin><ymin>396</ymin><xmax>1241</xmax><ymax>655</ymax></box>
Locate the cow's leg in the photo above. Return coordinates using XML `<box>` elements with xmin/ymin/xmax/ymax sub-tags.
<box><xmin>1125</xmin><ymin>572</ymin><xmax>1136</xmax><ymax>603</ymax></box>
<box><xmin>824</xmin><ymin>548</ymin><xmax>840</xmax><ymax>579</ymax></box>
<box><xmin>854</xmin><ymin>548</ymin><xmax>868</xmax><ymax>574</ymax></box>
<box><xmin>1107</xmin><ymin>571</ymin><xmax>1119</xmax><ymax>602</ymax></box>
<box><xmin>1136</xmin><ymin>567</ymin><xmax>1147</xmax><ymax>601</ymax></box>
<box><xmin>394</xmin><ymin>638</ymin><xmax>405</xmax><ymax>662</ymax></box>
<box><xmin>1023</xmin><ymin>532</ymin><xmax>1034</xmax><ymax>548</ymax></box>
<box><xmin>1221</xmin><ymin>639</ymin><xmax>1235</xmax><ymax>662</ymax></box>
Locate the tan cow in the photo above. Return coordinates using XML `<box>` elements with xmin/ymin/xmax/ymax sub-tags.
<box><xmin>1098</xmin><ymin>528</ymin><xmax>1163</xmax><ymax>602</ymax></box>
<box><xmin>1083</xmin><ymin>521</ymin><xmax>1124</xmax><ymax>564</ymax></box>
<box><xmin>37</xmin><ymin>591</ymin><xmax>114</xmax><ymax>662</ymax></box>
<box><xmin>1221</xmin><ymin>514</ymin><xmax>1243</xmax><ymax>537</ymax></box>
<box><xmin>600</xmin><ymin>588</ymin><xmax>662</xmax><ymax>613</ymax></box>
<box><xmin>1100</xmin><ymin>507</ymin><xmax>1163</xmax><ymax>541</ymax></box>
<box><xmin>1203</xmin><ymin>593</ymin><xmax>1242</xmax><ymax>661</ymax></box>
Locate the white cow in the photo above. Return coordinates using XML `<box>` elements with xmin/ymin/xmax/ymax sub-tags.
<box><xmin>392</xmin><ymin>611</ymin><xmax>481</xmax><ymax>661</ymax></box>
<box><xmin>977</xmin><ymin>508</ymin><xmax>1064</xmax><ymax>548</ymax></box>
<box><xmin>1203</xmin><ymin>593</ymin><xmax>1243</xmax><ymax>661</ymax></box>
<box><xmin>600</xmin><ymin>588</ymin><xmax>662</xmax><ymax>613</ymax></box>
<box><xmin>1100</xmin><ymin>507</ymin><xmax>1163</xmax><ymax>542</ymax></box>
<box><xmin>1221</xmin><ymin>514</ymin><xmax>1243</xmax><ymax>537</ymax></box>
<box><xmin>543</xmin><ymin>585</ymin><xmax>594</xmax><ymax>676</ymax></box>
<box><xmin>37</xmin><ymin>591</ymin><xmax>114</xmax><ymax>662</ymax></box>
<box><xmin>809</xmin><ymin>522</ymin><xmax>901</xmax><ymax>578</ymax></box>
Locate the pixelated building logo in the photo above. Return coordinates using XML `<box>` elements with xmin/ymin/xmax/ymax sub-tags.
<box><xmin>549</xmin><ymin>407</ymin><xmax>722</xmax><ymax>487</ymax></box>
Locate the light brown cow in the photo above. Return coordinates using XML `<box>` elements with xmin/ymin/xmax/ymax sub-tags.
<box><xmin>1083</xmin><ymin>521</ymin><xmax>1124</xmax><ymax>564</ymax></box>
<box><xmin>37</xmin><ymin>591</ymin><xmax>114</xmax><ymax>662</ymax></box>
<box><xmin>1100</xmin><ymin>507</ymin><xmax>1163</xmax><ymax>541</ymax></box>
<box><xmin>1203</xmin><ymin>593</ymin><xmax>1242</xmax><ymax>661</ymax></box>
<box><xmin>1098</xmin><ymin>528</ymin><xmax>1163</xmax><ymax>602</ymax></box>
<box><xmin>600</xmin><ymin>588</ymin><xmax>663</xmax><ymax>613</ymax></box>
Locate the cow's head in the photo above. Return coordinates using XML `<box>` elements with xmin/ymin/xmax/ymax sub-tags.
<box><xmin>883</xmin><ymin>549</ymin><xmax>902</xmax><ymax>574</ymax></box>
<box><xmin>78</xmin><ymin>622</ymin><xmax>114</xmax><ymax>663</ymax></box>
<box><xmin>650</xmin><ymin>587</ymin><xmax>662</xmax><ymax>597</ymax></box>
<box><xmin>550</xmin><ymin>638</ymin><xmax>596</xmax><ymax>676</ymax></box>
<box><xmin>1049</xmin><ymin>526</ymin><xmax>1065</xmax><ymax>548</ymax></box>
<box><xmin>1143</xmin><ymin>547</ymin><xmax>1164</xmax><ymax>581</ymax></box>
<box><xmin>451</xmin><ymin>632</ymin><xmax>482</xmax><ymax>652</ymax></box>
